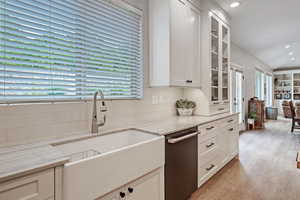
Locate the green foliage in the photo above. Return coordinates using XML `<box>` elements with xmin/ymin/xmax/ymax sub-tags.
<box><xmin>248</xmin><ymin>112</ymin><xmax>257</xmax><ymax>120</ymax></box>
<box><xmin>175</xmin><ymin>99</ymin><xmax>196</xmax><ymax>109</ymax></box>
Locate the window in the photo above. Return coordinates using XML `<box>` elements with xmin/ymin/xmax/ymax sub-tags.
<box><xmin>0</xmin><ymin>0</ymin><xmax>143</xmax><ymax>103</ymax></box>
<box><xmin>255</xmin><ymin>70</ymin><xmax>264</xmax><ymax>100</ymax></box>
<box><xmin>265</xmin><ymin>74</ymin><xmax>273</xmax><ymax>107</ymax></box>
<box><xmin>255</xmin><ymin>69</ymin><xmax>273</xmax><ymax>106</ymax></box>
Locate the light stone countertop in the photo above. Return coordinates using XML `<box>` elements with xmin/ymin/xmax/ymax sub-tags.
<box><xmin>135</xmin><ymin>112</ymin><xmax>238</xmax><ymax>136</ymax></box>
<box><xmin>0</xmin><ymin>112</ymin><xmax>238</xmax><ymax>183</ymax></box>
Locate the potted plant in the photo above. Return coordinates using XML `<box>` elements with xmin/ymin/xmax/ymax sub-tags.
<box><xmin>175</xmin><ymin>99</ymin><xmax>196</xmax><ymax>116</ymax></box>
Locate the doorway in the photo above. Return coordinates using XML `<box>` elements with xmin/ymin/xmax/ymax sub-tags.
<box><xmin>231</xmin><ymin>67</ymin><xmax>245</xmax><ymax>130</ymax></box>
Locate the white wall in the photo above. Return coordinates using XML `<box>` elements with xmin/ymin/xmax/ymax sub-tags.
<box><xmin>231</xmin><ymin>43</ymin><xmax>273</xmax><ymax>114</ymax></box>
<box><xmin>0</xmin><ymin>0</ymin><xmax>184</xmax><ymax>147</ymax></box>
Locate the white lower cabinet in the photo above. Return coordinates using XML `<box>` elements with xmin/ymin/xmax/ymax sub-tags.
<box><xmin>198</xmin><ymin>115</ymin><xmax>239</xmax><ymax>187</ymax></box>
<box><xmin>127</xmin><ymin>168</ymin><xmax>164</xmax><ymax>200</ymax></box>
<box><xmin>227</xmin><ymin>125</ymin><xmax>239</xmax><ymax>159</ymax></box>
<box><xmin>98</xmin><ymin>168</ymin><xmax>164</xmax><ymax>200</ymax></box>
<box><xmin>0</xmin><ymin>169</ymin><xmax>55</xmax><ymax>200</ymax></box>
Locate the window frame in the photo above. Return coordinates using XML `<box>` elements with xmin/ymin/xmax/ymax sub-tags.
<box><xmin>0</xmin><ymin>0</ymin><xmax>145</xmax><ymax>104</ymax></box>
<box><xmin>255</xmin><ymin>68</ymin><xmax>273</xmax><ymax>106</ymax></box>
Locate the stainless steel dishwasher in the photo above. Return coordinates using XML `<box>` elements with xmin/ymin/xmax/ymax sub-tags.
<box><xmin>165</xmin><ymin>127</ymin><xmax>198</xmax><ymax>200</ymax></box>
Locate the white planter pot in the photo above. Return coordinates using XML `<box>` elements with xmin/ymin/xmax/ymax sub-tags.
<box><xmin>177</xmin><ymin>108</ymin><xmax>194</xmax><ymax>116</ymax></box>
<box><xmin>248</xmin><ymin>118</ymin><xmax>255</xmax><ymax>124</ymax></box>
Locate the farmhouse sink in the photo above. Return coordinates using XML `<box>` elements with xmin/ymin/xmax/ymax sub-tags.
<box><xmin>54</xmin><ymin>129</ymin><xmax>160</xmax><ymax>162</ymax></box>
<box><xmin>54</xmin><ymin>129</ymin><xmax>165</xmax><ymax>200</ymax></box>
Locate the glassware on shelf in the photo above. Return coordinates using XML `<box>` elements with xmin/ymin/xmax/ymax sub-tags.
<box><xmin>211</xmin><ymin>87</ymin><xmax>218</xmax><ymax>101</ymax></box>
<box><xmin>211</xmin><ymin>71</ymin><xmax>218</xmax><ymax>86</ymax></box>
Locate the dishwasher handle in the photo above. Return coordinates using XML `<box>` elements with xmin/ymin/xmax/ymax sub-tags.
<box><xmin>167</xmin><ymin>132</ymin><xmax>199</xmax><ymax>144</ymax></box>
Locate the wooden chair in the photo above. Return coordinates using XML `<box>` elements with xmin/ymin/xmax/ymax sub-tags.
<box><xmin>289</xmin><ymin>101</ymin><xmax>300</xmax><ymax>133</ymax></box>
<box><xmin>282</xmin><ymin>100</ymin><xmax>292</xmax><ymax>118</ymax></box>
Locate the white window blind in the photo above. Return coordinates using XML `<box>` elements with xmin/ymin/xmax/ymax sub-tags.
<box><xmin>0</xmin><ymin>0</ymin><xmax>143</xmax><ymax>103</ymax></box>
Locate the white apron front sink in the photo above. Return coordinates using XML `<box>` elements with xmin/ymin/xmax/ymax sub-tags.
<box><xmin>54</xmin><ymin>129</ymin><xmax>164</xmax><ymax>200</ymax></box>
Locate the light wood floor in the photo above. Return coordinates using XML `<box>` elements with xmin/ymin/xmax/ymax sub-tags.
<box><xmin>191</xmin><ymin>119</ymin><xmax>300</xmax><ymax>200</ymax></box>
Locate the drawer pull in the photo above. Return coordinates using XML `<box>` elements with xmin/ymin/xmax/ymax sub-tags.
<box><xmin>213</xmin><ymin>102</ymin><xmax>220</xmax><ymax>105</ymax></box>
<box><xmin>206</xmin><ymin>164</ymin><xmax>215</xmax><ymax>171</ymax></box>
<box><xmin>186</xmin><ymin>80</ymin><xmax>193</xmax><ymax>83</ymax></box>
<box><xmin>206</xmin><ymin>142</ymin><xmax>215</xmax><ymax>148</ymax></box>
<box><xmin>218</xmin><ymin>108</ymin><xmax>225</xmax><ymax>111</ymax></box>
<box><xmin>227</xmin><ymin>119</ymin><xmax>234</xmax><ymax>123</ymax></box>
<box><xmin>228</xmin><ymin>128</ymin><xmax>234</xmax><ymax>131</ymax></box>
<box><xmin>206</xmin><ymin>126</ymin><xmax>215</xmax><ymax>130</ymax></box>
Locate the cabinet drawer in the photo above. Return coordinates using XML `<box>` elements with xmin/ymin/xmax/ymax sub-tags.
<box><xmin>198</xmin><ymin>123</ymin><xmax>219</xmax><ymax>143</ymax></box>
<box><xmin>198</xmin><ymin>157</ymin><xmax>219</xmax><ymax>183</ymax></box>
<box><xmin>225</xmin><ymin>123</ymin><xmax>239</xmax><ymax>133</ymax></box>
<box><xmin>219</xmin><ymin>115</ymin><xmax>238</xmax><ymax>128</ymax></box>
<box><xmin>198</xmin><ymin>136</ymin><xmax>217</xmax><ymax>155</ymax></box>
<box><xmin>198</xmin><ymin>147</ymin><xmax>219</xmax><ymax>167</ymax></box>
<box><xmin>210</xmin><ymin>103</ymin><xmax>230</xmax><ymax>115</ymax></box>
<box><xmin>0</xmin><ymin>169</ymin><xmax>55</xmax><ymax>200</ymax></box>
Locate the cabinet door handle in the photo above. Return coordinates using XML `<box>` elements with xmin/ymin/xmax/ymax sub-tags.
<box><xmin>206</xmin><ymin>126</ymin><xmax>215</xmax><ymax>130</ymax></box>
<box><xmin>128</xmin><ymin>187</ymin><xmax>134</xmax><ymax>193</ymax></box>
<box><xmin>206</xmin><ymin>164</ymin><xmax>215</xmax><ymax>171</ymax></box>
<box><xmin>227</xmin><ymin>119</ymin><xmax>234</xmax><ymax>123</ymax></box>
<box><xmin>120</xmin><ymin>192</ymin><xmax>126</xmax><ymax>198</ymax></box>
<box><xmin>186</xmin><ymin>80</ymin><xmax>193</xmax><ymax>83</ymax></box>
<box><xmin>228</xmin><ymin>128</ymin><xmax>234</xmax><ymax>131</ymax></box>
<box><xmin>206</xmin><ymin>142</ymin><xmax>215</xmax><ymax>148</ymax></box>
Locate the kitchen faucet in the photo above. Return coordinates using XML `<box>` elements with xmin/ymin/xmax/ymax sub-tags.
<box><xmin>91</xmin><ymin>90</ymin><xmax>107</xmax><ymax>134</ymax></box>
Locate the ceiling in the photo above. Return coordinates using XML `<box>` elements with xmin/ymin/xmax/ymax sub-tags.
<box><xmin>215</xmin><ymin>0</ymin><xmax>300</xmax><ymax>69</ymax></box>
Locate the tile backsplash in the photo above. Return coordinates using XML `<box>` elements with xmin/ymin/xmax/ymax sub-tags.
<box><xmin>0</xmin><ymin>87</ymin><xmax>183</xmax><ymax>147</ymax></box>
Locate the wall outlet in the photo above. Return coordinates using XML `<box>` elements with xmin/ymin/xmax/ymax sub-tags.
<box><xmin>152</xmin><ymin>95</ymin><xmax>159</xmax><ymax>105</ymax></box>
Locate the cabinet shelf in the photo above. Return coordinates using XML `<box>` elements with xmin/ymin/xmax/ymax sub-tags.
<box><xmin>222</xmin><ymin>40</ymin><xmax>228</xmax><ymax>44</ymax></box>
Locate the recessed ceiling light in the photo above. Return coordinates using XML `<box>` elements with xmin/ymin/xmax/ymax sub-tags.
<box><xmin>285</xmin><ymin>44</ymin><xmax>291</xmax><ymax>49</ymax></box>
<box><xmin>291</xmin><ymin>57</ymin><xmax>296</xmax><ymax>61</ymax></box>
<box><xmin>230</xmin><ymin>2</ymin><xmax>240</xmax><ymax>8</ymax></box>
<box><xmin>289</xmin><ymin>52</ymin><xmax>294</xmax><ymax>56</ymax></box>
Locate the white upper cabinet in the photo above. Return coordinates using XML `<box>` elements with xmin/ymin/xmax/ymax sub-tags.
<box><xmin>209</xmin><ymin>14</ymin><xmax>230</xmax><ymax>104</ymax></box>
<box><xmin>149</xmin><ymin>0</ymin><xmax>201</xmax><ymax>88</ymax></box>
<box><xmin>184</xmin><ymin>0</ymin><xmax>231</xmax><ymax>116</ymax></box>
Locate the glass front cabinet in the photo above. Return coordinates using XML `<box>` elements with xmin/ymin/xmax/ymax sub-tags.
<box><xmin>184</xmin><ymin>10</ymin><xmax>231</xmax><ymax>116</ymax></box>
<box><xmin>210</xmin><ymin>14</ymin><xmax>230</xmax><ymax>104</ymax></box>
